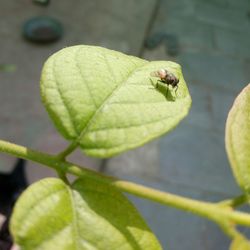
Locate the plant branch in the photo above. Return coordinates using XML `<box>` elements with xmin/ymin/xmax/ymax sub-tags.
<box><xmin>56</xmin><ymin>141</ymin><xmax>78</xmax><ymax>160</ymax></box>
<box><xmin>218</xmin><ymin>219</ymin><xmax>241</xmax><ymax>239</ymax></box>
<box><xmin>1</xmin><ymin>139</ymin><xmax>250</xmax><ymax>228</ymax></box>
<box><xmin>56</xmin><ymin>169</ymin><xmax>70</xmax><ymax>184</ymax></box>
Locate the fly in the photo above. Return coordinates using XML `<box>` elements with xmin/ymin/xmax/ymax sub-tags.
<box><xmin>151</xmin><ymin>69</ymin><xmax>179</xmax><ymax>95</ymax></box>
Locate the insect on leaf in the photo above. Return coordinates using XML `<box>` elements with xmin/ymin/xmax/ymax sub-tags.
<box><xmin>40</xmin><ymin>45</ymin><xmax>191</xmax><ymax>158</ymax></box>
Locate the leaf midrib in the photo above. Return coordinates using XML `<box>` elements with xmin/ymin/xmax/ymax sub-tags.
<box><xmin>67</xmin><ymin>186</ymin><xmax>98</xmax><ymax>250</ymax></box>
<box><xmin>74</xmin><ymin>54</ymin><xmax>147</xmax><ymax>145</ymax></box>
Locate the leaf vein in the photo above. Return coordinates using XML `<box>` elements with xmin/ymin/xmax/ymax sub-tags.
<box><xmin>89</xmin><ymin>114</ymin><xmax>171</xmax><ymax>133</ymax></box>
<box><xmin>67</xmin><ymin>187</ymin><xmax>98</xmax><ymax>250</ymax></box>
<box><xmin>67</xmin><ymin>187</ymin><xmax>81</xmax><ymax>250</ymax></box>
<box><xmin>75</xmin><ymin>59</ymin><xmax>147</xmax><ymax>143</ymax></box>
<box><xmin>75</xmin><ymin>47</ymin><xmax>98</xmax><ymax>108</ymax></box>
<box><xmin>52</xmin><ymin>58</ymin><xmax>77</xmax><ymax>135</ymax></box>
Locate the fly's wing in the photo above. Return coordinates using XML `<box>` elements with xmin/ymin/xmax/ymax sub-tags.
<box><xmin>150</xmin><ymin>71</ymin><xmax>159</xmax><ymax>77</ymax></box>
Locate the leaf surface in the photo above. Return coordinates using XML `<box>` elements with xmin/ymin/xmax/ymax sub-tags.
<box><xmin>11</xmin><ymin>178</ymin><xmax>162</xmax><ymax>250</ymax></box>
<box><xmin>226</xmin><ymin>84</ymin><xmax>250</xmax><ymax>192</ymax></box>
<box><xmin>41</xmin><ymin>45</ymin><xmax>191</xmax><ymax>157</ymax></box>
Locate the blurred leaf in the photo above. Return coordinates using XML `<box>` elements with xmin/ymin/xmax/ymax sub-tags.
<box><xmin>0</xmin><ymin>64</ymin><xmax>16</xmax><ymax>72</ymax></box>
<box><xmin>33</xmin><ymin>0</ymin><xmax>50</xmax><ymax>5</ymax></box>
<box><xmin>40</xmin><ymin>45</ymin><xmax>191</xmax><ymax>158</ymax></box>
<box><xmin>11</xmin><ymin>178</ymin><xmax>162</xmax><ymax>250</ymax></box>
<box><xmin>226</xmin><ymin>84</ymin><xmax>250</xmax><ymax>193</ymax></box>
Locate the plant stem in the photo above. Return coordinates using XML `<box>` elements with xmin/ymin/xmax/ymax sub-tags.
<box><xmin>0</xmin><ymin>139</ymin><xmax>250</xmax><ymax>228</ymax></box>
<box><xmin>56</xmin><ymin>169</ymin><xmax>70</xmax><ymax>184</ymax></box>
<box><xmin>112</xmin><ymin>181</ymin><xmax>250</xmax><ymax>227</ymax></box>
<box><xmin>219</xmin><ymin>219</ymin><xmax>241</xmax><ymax>239</ymax></box>
<box><xmin>57</xmin><ymin>141</ymin><xmax>78</xmax><ymax>160</ymax></box>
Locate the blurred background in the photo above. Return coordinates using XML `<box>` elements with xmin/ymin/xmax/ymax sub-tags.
<box><xmin>0</xmin><ymin>0</ymin><xmax>250</xmax><ymax>249</ymax></box>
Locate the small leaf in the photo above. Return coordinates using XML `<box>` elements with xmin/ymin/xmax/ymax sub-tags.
<box><xmin>10</xmin><ymin>178</ymin><xmax>162</xmax><ymax>250</ymax></box>
<box><xmin>230</xmin><ymin>236</ymin><xmax>250</xmax><ymax>250</ymax></box>
<box><xmin>225</xmin><ymin>84</ymin><xmax>250</xmax><ymax>193</ymax></box>
<box><xmin>40</xmin><ymin>45</ymin><xmax>191</xmax><ymax>157</ymax></box>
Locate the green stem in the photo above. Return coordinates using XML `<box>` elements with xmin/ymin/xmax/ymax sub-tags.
<box><xmin>219</xmin><ymin>219</ymin><xmax>241</xmax><ymax>239</ymax></box>
<box><xmin>1</xmin><ymin>139</ymin><xmax>250</xmax><ymax>228</ymax></box>
<box><xmin>56</xmin><ymin>169</ymin><xmax>70</xmax><ymax>184</ymax></box>
<box><xmin>57</xmin><ymin>141</ymin><xmax>78</xmax><ymax>160</ymax></box>
<box><xmin>112</xmin><ymin>181</ymin><xmax>250</xmax><ymax>227</ymax></box>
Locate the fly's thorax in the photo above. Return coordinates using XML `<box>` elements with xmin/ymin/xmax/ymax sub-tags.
<box><xmin>158</xmin><ymin>69</ymin><xmax>168</xmax><ymax>79</ymax></box>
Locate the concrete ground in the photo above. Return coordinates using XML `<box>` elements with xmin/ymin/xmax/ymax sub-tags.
<box><xmin>1</xmin><ymin>0</ymin><xmax>250</xmax><ymax>249</ymax></box>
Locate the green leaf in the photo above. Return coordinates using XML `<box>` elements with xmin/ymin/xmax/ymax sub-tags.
<box><xmin>225</xmin><ymin>84</ymin><xmax>250</xmax><ymax>193</ymax></box>
<box><xmin>40</xmin><ymin>45</ymin><xmax>191</xmax><ymax>157</ymax></box>
<box><xmin>230</xmin><ymin>236</ymin><xmax>250</xmax><ymax>250</ymax></box>
<box><xmin>11</xmin><ymin>178</ymin><xmax>162</xmax><ymax>250</ymax></box>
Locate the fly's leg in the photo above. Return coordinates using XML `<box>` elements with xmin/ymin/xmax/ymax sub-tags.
<box><xmin>156</xmin><ymin>80</ymin><xmax>162</xmax><ymax>88</ymax></box>
<box><xmin>156</xmin><ymin>80</ymin><xmax>166</xmax><ymax>88</ymax></box>
<box><xmin>166</xmin><ymin>85</ymin><xmax>169</xmax><ymax>97</ymax></box>
<box><xmin>174</xmin><ymin>85</ymin><xmax>178</xmax><ymax>96</ymax></box>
